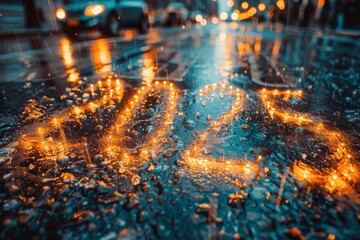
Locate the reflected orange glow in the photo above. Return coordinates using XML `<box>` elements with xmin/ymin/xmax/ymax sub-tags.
<box><xmin>272</xmin><ymin>39</ymin><xmax>281</xmax><ymax>56</ymax></box>
<box><xmin>60</xmin><ymin>37</ymin><xmax>79</xmax><ymax>83</ymax></box>
<box><xmin>123</xmin><ymin>30</ymin><xmax>134</xmax><ymax>41</ymax></box>
<box><xmin>61</xmin><ymin>38</ymin><xmax>111</xmax><ymax>83</ymax></box>
<box><xmin>260</xmin><ymin>89</ymin><xmax>360</xmax><ymax>196</ymax></box>
<box><xmin>237</xmin><ymin>41</ymin><xmax>251</xmax><ymax>56</ymax></box>
<box><xmin>140</xmin><ymin>51</ymin><xmax>156</xmax><ymax>85</ymax></box>
<box><xmin>230</xmin><ymin>21</ymin><xmax>238</xmax><ymax>29</ymax></box>
<box><xmin>218</xmin><ymin>26</ymin><xmax>234</xmax><ymax>73</ymax></box>
<box><xmin>19</xmin><ymin>74</ymin><xmax>125</xmax><ymax>159</ymax></box>
<box><xmin>67</xmin><ymin>69</ymin><xmax>80</xmax><ymax>83</ymax></box>
<box><xmin>268</xmin><ymin>10</ymin><xmax>274</xmax><ymax>18</ymax></box>
<box><xmin>293</xmin><ymin>161</ymin><xmax>359</xmax><ymax>203</ymax></box>
<box><xmin>102</xmin><ymin>81</ymin><xmax>179</xmax><ymax>168</ymax></box>
<box><xmin>254</xmin><ymin>36</ymin><xmax>262</xmax><ymax>53</ymax></box>
<box><xmin>184</xmin><ymin>84</ymin><xmax>260</xmax><ymax>179</ymax></box>
<box><xmin>91</xmin><ymin>38</ymin><xmax>112</xmax><ymax>74</ymax></box>
<box><xmin>318</xmin><ymin>0</ymin><xmax>325</xmax><ymax>7</ymax></box>
<box><xmin>236</xmin><ymin>7</ymin><xmax>258</xmax><ymax>21</ymax></box>
<box><xmin>60</xmin><ymin>38</ymin><xmax>74</xmax><ymax>67</ymax></box>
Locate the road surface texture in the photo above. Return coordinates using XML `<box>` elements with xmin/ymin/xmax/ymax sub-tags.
<box><xmin>0</xmin><ymin>23</ymin><xmax>359</xmax><ymax>239</ymax></box>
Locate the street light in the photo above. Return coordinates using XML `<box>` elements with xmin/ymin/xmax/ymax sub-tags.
<box><xmin>56</xmin><ymin>8</ymin><xmax>66</xmax><ymax>20</ymax></box>
<box><xmin>231</xmin><ymin>12</ymin><xmax>239</xmax><ymax>21</ymax></box>
<box><xmin>276</xmin><ymin>0</ymin><xmax>285</xmax><ymax>10</ymax></box>
<box><xmin>241</xmin><ymin>2</ymin><xmax>249</xmax><ymax>10</ymax></box>
<box><xmin>258</xmin><ymin>3</ymin><xmax>266</xmax><ymax>12</ymax></box>
<box><xmin>200</xmin><ymin>19</ymin><xmax>207</xmax><ymax>26</ymax></box>
<box><xmin>195</xmin><ymin>14</ymin><xmax>203</xmax><ymax>23</ymax></box>
<box><xmin>220</xmin><ymin>12</ymin><xmax>228</xmax><ymax>21</ymax></box>
<box><xmin>211</xmin><ymin>17</ymin><xmax>219</xmax><ymax>24</ymax></box>
<box><xmin>227</xmin><ymin>0</ymin><xmax>235</xmax><ymax>7</ymax></box>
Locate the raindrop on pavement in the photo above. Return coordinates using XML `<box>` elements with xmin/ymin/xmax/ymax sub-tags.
<box><xmin>131</xmin><ymin>174</ymin><xmax>141</xmax><ymax>186</ymax></box>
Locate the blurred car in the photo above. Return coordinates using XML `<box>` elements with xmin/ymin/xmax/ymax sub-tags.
<box><xmin>55</xmin><ymin>0</ymin><xmax>150</xmax><ymax>36</ymax></box>
<box><xmin>165</xmin><ymin>2</ymin><xmax>189</xmax><ymax>26</ymax></box>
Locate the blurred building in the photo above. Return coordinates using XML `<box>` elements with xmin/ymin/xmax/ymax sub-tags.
<box><xmin>0</xmin><ymin>0</ymin><xmax>24</xmax><ymax>30</ymax></box>
<box><xmin>145</xmin><ymin>0</ymin><xmax>170</xmax><ymax>10</ymax></box>
<box><xmin>146</xmin><ymin>0</ymin><xmax>218</xmax><ymax>16</ymax></box>
<box><xmin>0</xmin><ymin>0</ymin><xmax>57</xmax><ymax>29</ymax></box>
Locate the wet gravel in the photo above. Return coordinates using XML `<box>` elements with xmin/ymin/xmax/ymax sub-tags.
<box><xmin>0</xmin><ymin>24</ymin><xmax>360</xmax><ymax>239</ymax></box>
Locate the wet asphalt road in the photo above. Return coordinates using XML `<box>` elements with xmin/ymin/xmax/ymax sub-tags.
<box><xmin>0</xmin><ymin>23</ymin><xmax>360</xmax><ymax>239</ymax></box>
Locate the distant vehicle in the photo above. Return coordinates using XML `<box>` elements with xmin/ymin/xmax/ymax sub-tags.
<box><xmin>150</xmin><ymin>8</ymin><xmax>167</xmax><ymax>26</ymax></box>
<box><xmin>55</xmin><ymin>0</ymin><xmax>150</xmax><ymax>36</ymax></box>
<box><xmin>165</xmin><ymin>2</ymin><xmax>189</xmax><ymax>26</ymax></box>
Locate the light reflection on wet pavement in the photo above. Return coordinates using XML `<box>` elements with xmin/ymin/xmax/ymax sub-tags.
<box><xmin>0</xmin><ymin>23</ymin><xmax>359</xmax><ymax>239</ymax></box>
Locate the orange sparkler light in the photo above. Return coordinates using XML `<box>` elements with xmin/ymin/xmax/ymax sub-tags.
<box><xmin>17</xmin><ymin>73</ymin><xmax>125</xmax><ymax>161</ymax></box>
<box><xmin>260</xmin><ymin>88</ymin><xmax>360</xmax><ymax>197</ymax></box>
<box><xmin>102</xmin><ymin>81</ymin><xmax>179</xmax><ymax>169</ymax></box>
<box><xmin>183</xmin><ymin>83</ymin><xmax>260</xmax><ymax>180</ymax></box>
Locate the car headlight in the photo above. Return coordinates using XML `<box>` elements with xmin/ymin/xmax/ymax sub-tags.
<box><xmin>84</xmin><ymin>4</ymin><xmax>105</xmax><ymax>17</ymax></box>
<box><xmin>56</xmin><ymin>8</ymin><xmax>66</xmax><ymax>19</ymax></box>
